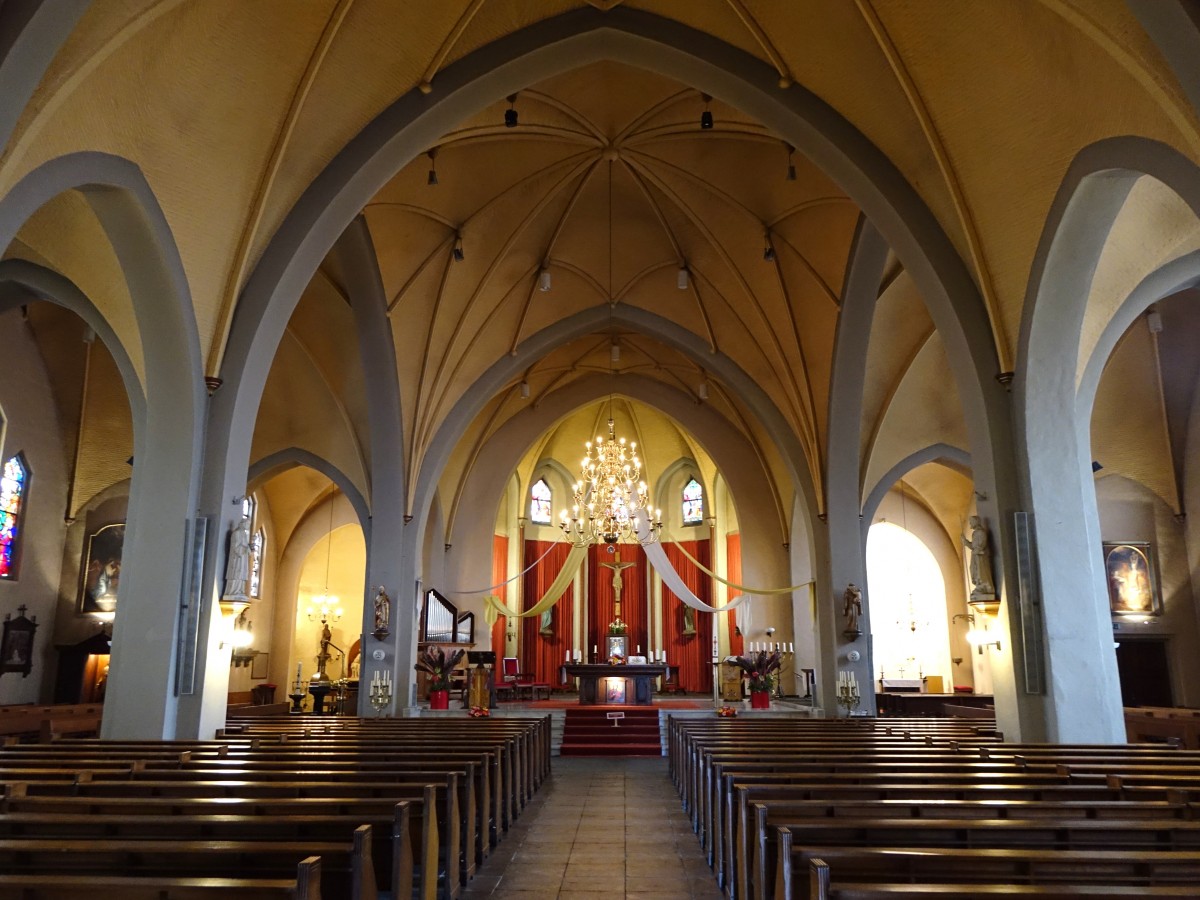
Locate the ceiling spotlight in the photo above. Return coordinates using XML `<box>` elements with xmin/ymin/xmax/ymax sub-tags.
<box><xmin>700</xmin><ymin>94</ymin><xmax>714</xmax><ymax>130</ymax></box>
<box><xmin>520</xmin><ymin>381</ymin><xmax>530</xmax><ymax>400</ymax></box>
<box><xmin>538</xmin><ymin>268</ymin><xmax>552</xmax><ymax>292</ymax></box>
<box><xmin>785</xmin><ymin>144</ymin><xmax>796</xmax><ymax>182</ymax></box>
<box><xmin>426</xmin><ymin>149</ymin><xmax>438</xmax><ymax>185</ymax></box>
<box><xmin>504</xmin><ymin>94</ymin><xmax>518</xmax><ymax>128</ymax></box>
<box><xmin>610</xmin><ymin>340</ymin><xmax>621</xmax><ymax>363</ymax></box>
<box><xmin>452</xmin><ymin>234</ymin><xmax>465</xmax><ymax>262</ymax></box>
<box><xmin>698</xmin><ymin>382</ymin><xmax>709</xmax><ymax>401</ymax></box>
<box><xmin>677</xmin><ymin>266</ymin><xmax>689</xmax><ymax>290</ymax></box>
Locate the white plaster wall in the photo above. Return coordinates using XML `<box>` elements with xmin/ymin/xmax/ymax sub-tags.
<box><xmin>0</xmin><ymin>309</ymin><xmax>70</xmax><ymax>704</ymax></box>
<box><xmin>1096</xmin><ymin>475</ymin><xmax>1200</xmax><ymax>706</ymax></box>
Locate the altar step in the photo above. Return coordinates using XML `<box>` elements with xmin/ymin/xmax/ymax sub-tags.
<box><xmin>559</xmin><ymin>707</ymin><xmax>663</xmax><ymax>757</ymax></box>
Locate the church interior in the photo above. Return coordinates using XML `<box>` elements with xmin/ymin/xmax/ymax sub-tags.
<box><xmin>3</xmin><ymin>2</ymin><xmax>1200</xmax><ymax>896</ymax></box>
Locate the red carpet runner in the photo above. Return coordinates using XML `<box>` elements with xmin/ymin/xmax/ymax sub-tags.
<box><xmin>559</xmin><ymin>707</ymin><xmax>663</xmax><ymax>757</ymax></box>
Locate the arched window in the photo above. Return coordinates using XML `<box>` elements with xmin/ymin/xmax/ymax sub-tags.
<box><xmin>250</xmin><ymin>528</ymin><xmax>265</xmax><ymax>598</ymax></box>
<box><xmin>682</xmin><ymin>477</ymin><xmax>704</xmax><ymax>524</ymax></box>
<box><xmin>0</xmin><ymin>454</ymin><xmax>29</xmax><ymax>580</ymax></box>
<box><xmin>530</xmin><ymin>478</ymin><xmax>552</xmax><ymax>524</ymax></box>
<box><xmin>865</xmin><ymin>521</ymin><xmax>950</xmax><ymax>683</ymax></box>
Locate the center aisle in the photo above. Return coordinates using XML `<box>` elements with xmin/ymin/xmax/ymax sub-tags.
<box><xmin>461</xmin><ymin>757</ymin><xmax>723</xmax><ymax>899</ymax></box>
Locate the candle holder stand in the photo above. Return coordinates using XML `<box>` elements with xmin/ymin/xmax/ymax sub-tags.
<box><xmin>836</xmin><ymin>683</ymin><xmax>861</xmax><ymax>715</ymax></box>
<box><xmin>369</xmin><ymin>679</ymin><xmax>392</xmax><ymax>717</ymax></box>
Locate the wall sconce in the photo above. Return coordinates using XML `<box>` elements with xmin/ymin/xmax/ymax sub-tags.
<box><xmin>955</xmin><ymin>612</ymin><xmax>1000</xmax><ymax>654</ymax></box>
<box><xmin>230</xmin><ymin>608</ymin><xmax>256</xmax><ymax>667</ymax></box>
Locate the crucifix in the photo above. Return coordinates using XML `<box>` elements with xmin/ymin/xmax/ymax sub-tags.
<box><xmin>601</xmin><ymin>550</ymin><xmax>636</xmax><ymax>620</ymax></box>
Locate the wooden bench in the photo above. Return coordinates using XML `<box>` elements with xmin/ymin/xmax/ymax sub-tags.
<box><xmin>0</xmin><ymin>854</ymin><xmax>321</xmax><ymax>899</ymax></box>
<box><xmin>807</xmin><ymin>858</ymin><xmax>1200</xmax><ymax>899</ymax></box>
<box><xmin>0</xmin><ymin>828</ymin><xmax>373</xmax><ymax>899</ymax></box>
<box><xmin>778</xmin><ymin>843</ymin><xmax>1200</xmax><ymax>900</ymax></box>
<box><xmin>0</xmin><ymin>803</ymin><xmax>413</xmax><ymax>900</ymax></box>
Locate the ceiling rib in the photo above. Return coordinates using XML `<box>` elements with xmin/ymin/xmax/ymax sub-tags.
<box><xmin>854</xmin><ymin>0</ymin><xmax>1010</xmax><ymax>371</ymax></box>
<box><xmin>626</xmin><ymin>158</ymin><xmax>812</xmax><ymax>431</ymax></box>
<box><xmin>414</xmin><ymin>158</ymin><xmax>596</xmax><ymax>458</ymax></box>
<box><xmin>722</xmin><ymin>0</ymin><xmax>794</xmax><ymax>87</ymax></box>
<box><xmin>509</xmin><ymin>156</ymin><xmax>605</xmax><ymax>352</ymax></box>
<box><xmin>207</xmin><ymin>0</ymin><xmax>354</xmax><ymax>377</ymax></box>
<box><xmin>418</xmin><ymin>0</ymin><xmax>488</xmax><ymax>94</ymax></box>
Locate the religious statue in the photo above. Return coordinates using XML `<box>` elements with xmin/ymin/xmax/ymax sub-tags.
<box><xmin>842</xmin><ymin>583</ymin><xmax>863</xmax><ymax>635</ymax></box>
<box><xmin>372</xmin><ymin>585</ymin><xmax>391</xmax><ymax>638</ymax></box>
<box><xmin>682</xmin><ymin>604</ymin><xmax>696</xmax><ymax>636</ymax></box>
<box><xmin>313</xmin><ymin>620</ymin><xmax>333</xmax><ymax>683</ymax></box>
<box><xmin>223</xmin><ymin>512</ymin><xmax>252</xmax><ymax>601</ymax></box>
<box><xmin>962</xmin><ymin>516</ymin><xmax>996</xmax><ymax>604</ymax></box>
<box><xmin>539</xmin><ymin>607</ymin><xmax>554</xmax><ymax>636</ymax></box>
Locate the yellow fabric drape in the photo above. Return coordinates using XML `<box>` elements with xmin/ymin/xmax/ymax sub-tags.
<box><xmin>670</xmin><ymin>540</ymin><xmax>814</xmax><ymax>595</ymax></box>
<box><xmin>483</xmin><ymin>544</ymin><xmax>587</xmax><ymax>619</ymax></box>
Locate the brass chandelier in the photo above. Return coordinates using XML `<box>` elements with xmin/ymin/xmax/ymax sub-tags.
<box><xmin>559</xmin><ymin>418</ymin><xmax>663</xmax><ymax>547</ymax></box>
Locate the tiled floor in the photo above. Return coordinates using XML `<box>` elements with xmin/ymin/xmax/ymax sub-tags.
<box><xmin>461</xmin><ymin>757</ymin><xmax>724</xmax><ymax>899</ymax></box>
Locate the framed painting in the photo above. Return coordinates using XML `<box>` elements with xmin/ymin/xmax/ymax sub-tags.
<box><xmin>0</xmin><ymin>606</ymin><xmax>38</xmax><ymax>678</ymax></box>
<box><xmin>1103</xmin><ymin>542</ymin><xmax>1162</xmax><ymax>616</ymax></box>
<box><xmin>605</xmin><ymin>635</ymin><xmax>627</xmax><ymax>663</ymax></box>
<box><xmin>251</xmin><ymin>652</ymin><xmax>270</xmax><ymax>680</ymax></box>
<box><xmin>79</xmin><ymin>523</ymin><xmax>125</xmax><ymax>616</ymax></box>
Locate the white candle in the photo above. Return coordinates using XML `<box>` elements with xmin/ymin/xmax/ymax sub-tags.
<box><xmin>636</xmin><ymin>645</ymin><xmax>640</xmax><ymax>655</ymax></box>
<box><xmin>593</xmin><ymin>644</ymin><xmax>598</xmax><ymax>657</ymax></box>
<box><xmin>788</xmin><ymin>642</ymin><xmax>794</xmax><ymax>653</ymax></box>
<box><xmin>296</xmin><ymin>662</ymin><xmax>302</xmax><ymax>681</ymax></box>
<box><xmin>566</xmin><ymin>650</ymin><xmax>571</xmax><ymax>663</ymax></box>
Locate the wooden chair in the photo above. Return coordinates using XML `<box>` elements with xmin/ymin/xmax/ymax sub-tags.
<box><xmin>498</xmin><ymin>658</ymin><xmax>550</xmax><ymax>702</ymax></box>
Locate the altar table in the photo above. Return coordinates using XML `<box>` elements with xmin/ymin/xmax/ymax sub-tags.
<box><xmin>563</xmin><ymin>663</ymin><xmax>668</xmax><ymax>705</ymax></box>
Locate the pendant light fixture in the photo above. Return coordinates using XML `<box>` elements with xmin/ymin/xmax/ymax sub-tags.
<box><xmin>307</xmin><ymin>490</ymin><xmax>342</xmax><ymax>625</ymax></box>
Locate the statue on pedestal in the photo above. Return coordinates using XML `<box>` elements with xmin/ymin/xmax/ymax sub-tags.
<box><xmin>842</xmin><ymin>583</ymin><xmax>863</xmax><ymax>639</ymax></box>
<box><xmin>372</xmin><ymin>585</ymin><xmax>391</xmax><ymax>639</ymax></box>
<box><xmin>223</xmin><ymin>513</ymin><xmax>252</xmax><ymax>601</ymax></box>
<box><xmin>962</xmin><ymin>516</ymin><xmax>996</xmax><ymax>604</ymax></box>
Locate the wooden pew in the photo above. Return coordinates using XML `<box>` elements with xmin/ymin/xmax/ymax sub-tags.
<box><xmin>777</xmin><ymin>842</ymin><xmax>1200</xmax><ymax>900</ymax></box>
<box><xmin>751</xmin><ymin>815</ymin><xmax>1200</xmax><ymax>900</ymax></box>
<box><xmin>3</xmin><ymin>778</ymin><xmax>443</xmax><ymax>900</ymax></box>
<box><xmin>0</xmin><ymin>827</ymin><xmax>375</xmax><ymax>899</ymax></box>
<box><xmin>807</xmin><ymin>858</ymin><xmax>1200</xmax><ymax>899</ymax></box>
<box><xmin>0</xmin><ymin>854</ymin><xmax>322</xmax><ymax>899</ymax></box>
<box><xmin>0</xmin><ymin>803</ymin><xmax>413</xmax><ymax>900</ymax></box>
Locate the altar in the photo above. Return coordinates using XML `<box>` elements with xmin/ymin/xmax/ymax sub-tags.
<box><xmin>563</xmin><ymin>663</ymin><xmax>668</xmax><ymax>705</ymax></box>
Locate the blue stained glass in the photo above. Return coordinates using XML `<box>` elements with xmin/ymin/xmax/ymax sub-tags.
<box><xmin>0</xmin><ymin>455</ymin><xmax>28</xmax><ymax>579</ymax></box>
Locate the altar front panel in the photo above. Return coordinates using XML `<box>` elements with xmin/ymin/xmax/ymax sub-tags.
<box><xmin>563</xmin><ymin>663</ymin><xmax>667</xmax><ymax>706</ymax></box>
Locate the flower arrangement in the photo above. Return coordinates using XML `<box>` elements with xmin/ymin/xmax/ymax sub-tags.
<box><xmin>608</xmin><ymin>617</ymin><xmax>628</xmax><ymax>635</ymax></box>
<box><xmin>716</xmin><ymin>705</ymin><xmax>738</xmax><ymax>718</ymax></box>
<box><xmin>729</xmin><ymin>649</ymin><xmax>782</xmax><ymax>693</ymax></box>
<box><xmin>608</xmin><ymin>654</ymin><xmax>624</xmax><ymax>665</ymax></box>
<box><xmin>415</xmin><ymin>645</ymin><xmax>466</xmax><ymax>691</ymax></box>
<box><xmin>468</xmin><ymin>706</ymin><xmax>490</xmax><ymax>718</ymax></box>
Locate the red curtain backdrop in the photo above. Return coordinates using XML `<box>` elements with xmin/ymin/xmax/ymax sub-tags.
<box><xmin>663</xmin><ymin>540</ymin><xmax>713</xmax><ymax>693</ymax></box>
<box><xmin>490</xmin><ymin>534</ymin><xmax>508</xmax><ymax>654</ymax></box>
<box><xmin>587</xmin><ymin>544</ymin><xmax>648</xmax><ymax>661</ymax></box>
<box><xmin>520</xmin><ymin>540</ymin><xmax>574</xmax><ymax>685</ymax></box>
<box><xmin>726</xmin><ymin>532</ymin><xmax>745</xmax><ymax>657</ymax></box>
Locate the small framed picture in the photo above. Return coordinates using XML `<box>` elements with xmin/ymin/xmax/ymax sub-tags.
<box><xmin>0</xmin><ymin>608</ymin><xmax>38</xmax><ymax>678</ymax></box>
<box><xmin>604</xmin><ymin>677</ymin><xmax>626</xmax><ymax>703</ymax></box>
<box><xmin>251</xmin><ymin>652</ymin><xmax>270</xmax><ymax>680</ymax></box>
<box><xmin>1103</xmin><ymin>542</ymin><xmax>1162</xmax><ymax>616</ymax></box>
<box><xmin>606</xmin><ymin>635</ymin><xmax>627</xmax><ymax>663</ymax></box>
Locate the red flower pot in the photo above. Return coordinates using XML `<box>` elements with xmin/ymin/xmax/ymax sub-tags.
<box><xmin>428</xmin><ymin>689</ymin><xmax>450</xmax><ymax>710</ymax></box>
<box><xmin>750</xmin><ymin>690</ymin><xmax>771</xmax><ymax>709</ymax></box>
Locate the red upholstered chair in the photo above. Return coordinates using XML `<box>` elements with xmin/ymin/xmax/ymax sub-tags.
<box><xmin>494</xmin><ymin>657</ymin><xmax>519</xmax><ymax>701</ymax></box>
<box><xmin>499</xmin><ymin>656</ymin><xmax>550</xmax><ymax>701</ymax></box>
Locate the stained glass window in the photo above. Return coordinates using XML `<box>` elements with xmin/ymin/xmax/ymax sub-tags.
<box><xmin>0</xmin><ymin>454</ymin><xmax>29</xmax><ymax>579</ymax></box>
<box><xmin>530</xmin><ymin>479</ymin><xmax>552</xmax><ymax>524</ymax></box>
<box><xmin>250</xmin><ymin>528</ymin><xmax>265</xmax><ymax>598</ymax></box>
<box><xmin>682</xmin><ymin>477</ymin><xmax>704</xmax><ymax>524</ymax></box>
